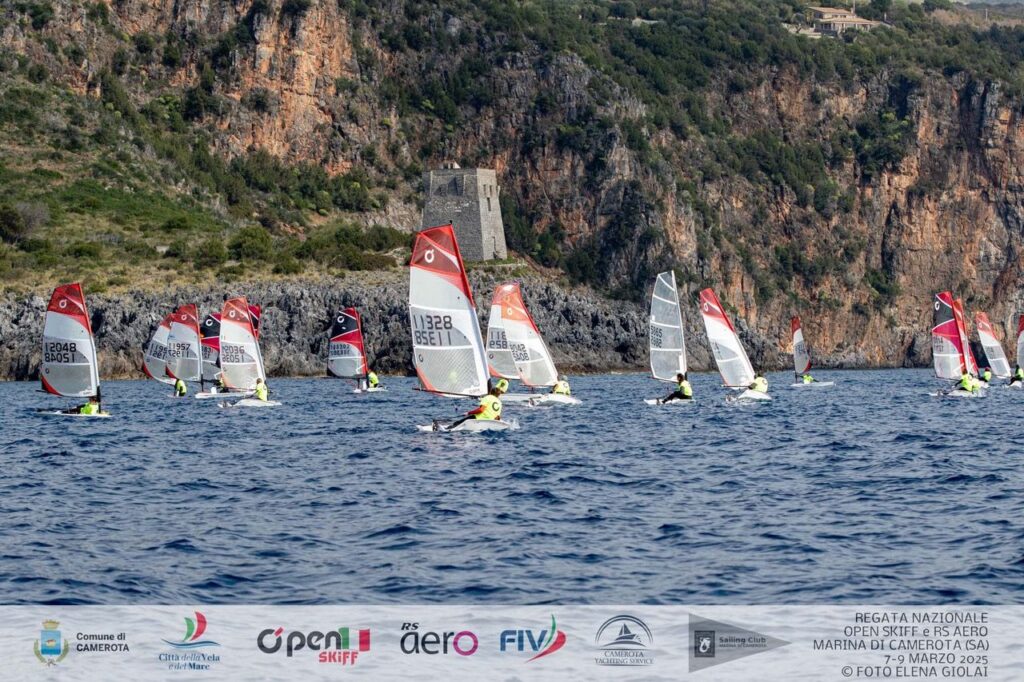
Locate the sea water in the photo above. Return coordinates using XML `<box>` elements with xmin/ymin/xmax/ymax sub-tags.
<box><xmin>1</xmin><ymin>369</ymin><xmax>1022</xmax><ymax>605</ymax></box>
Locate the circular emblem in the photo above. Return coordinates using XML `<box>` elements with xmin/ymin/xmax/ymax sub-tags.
<box><xmin>337</xmin><ymin>316</ymin><xmax>345</xmax><ymax>324</ymax></box>
<box><xmin>934</xmin><ymin>301</ymin><xmax>940</xmax><ymax>311</ymax></box>
<box><xmin>702</xmin><ymin>302</ymin><xmax>710</xmax><ymax>312</ymax></box>
<box><xmin>58</xmin><ymin>300</ymin><xmax>67</xmax><ymax>309</ymax></box>
<box><xmin>229</xmin><ymin>310</ymin><xmax>237</xmax><ymax>319</ymax></box>
<box><xmin>424</xmin><ymin>249</ymin><xmax>435</xmax><ymax>264</ymax></box>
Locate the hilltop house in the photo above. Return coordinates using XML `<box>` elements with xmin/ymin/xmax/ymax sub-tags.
<box><xmin>806</xmin><ymin>6</ymin><xmax>881</xmax><ymax>36</ymax></box>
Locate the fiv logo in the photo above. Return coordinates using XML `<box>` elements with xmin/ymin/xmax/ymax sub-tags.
<box><xmin>499</xmin><ymin>615</ymin><xmax>566</xmax><ymax>662</ymax></box>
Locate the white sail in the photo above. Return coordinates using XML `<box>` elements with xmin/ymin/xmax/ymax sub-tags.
<box><xmin>791</xmin><ymin>316</ymin><xmax>811</xmax><ymax>376</ymax></box>
<box><xmin>143</xmin><ymin>313</ymin><xmax>175</xmax><ymax>384</ymax></box>
<box><xmin>485</xmin><ymin>297</ymin><xmax>518</xmax><ymax>380</ymax></box>
<box><xmin>932</xmin><ymin>292</ymin><xmax>964</xmax><ymax>381</ymax></box>
<box><xmin>165</xmin><ymin>304</ymin><xmax>202</xmax><ymax>383</ymax></box>
<box><xmin>219</xmin><ymin>296</ymin><xmax>265</xmax><ymax>391</ymax></box>
<box><xmin>649</xmin><ymin>271</ymin><xmax>687</xmax><ymax>381</ymax></box>
<box><xmin>41</xmin><ymin>283</ymin><xmax>100</xmax><ymax>398</ymax></box>
<box><xmin>496</xmin><ymin>282</ymin><xmax>558</xmax><ymax>387</ymax></box>
<box><xmin>699</xmin><ymin>288</ymin><xmax>755</xmax><ymax>387</ymax></box>
<box><xmin>409</xmin><ymin>224</ymin><xmax>489</xmax><ymax>396</ymax></box>
<box><xmin>975</xmin><ymin>312</ymin><xmax>1011</xmax><ymax>378</ymax></box>
<box><xmin>1018</xmin><ymin>315</ymin><xmax>1024</xmax><ymax>372</ymax></box>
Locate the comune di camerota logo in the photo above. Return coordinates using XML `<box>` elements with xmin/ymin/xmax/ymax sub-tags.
<box><xmin>257</xmin><ymin>626</ymin><xmax>370</xmax><ymax>665</ymax></box>
<box><xmin>594</xmin><ymin>615</ymin><xmax>654</xmax><ymax>666</ymax></box>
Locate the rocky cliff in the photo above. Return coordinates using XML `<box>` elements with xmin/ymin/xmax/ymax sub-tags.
<box><xmin>2</xmin><ymin>0</ymin><xmax>1024</xmax><ymax>370</ymax></box>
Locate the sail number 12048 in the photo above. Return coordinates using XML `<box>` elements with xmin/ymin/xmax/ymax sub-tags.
<box><xmin>411</xmin><ymin>313</ymin><xmax>455</xmax><ymax>346</ymax></box>
<box><xmin>44</xmin><ymin>341</ymin><xmax>81</xmax><ymax>363</ymax></box>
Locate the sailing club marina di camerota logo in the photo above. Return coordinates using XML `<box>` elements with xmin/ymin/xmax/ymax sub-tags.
<box><xmin>160</xmin><ymin>611</ymin><xmax>221</xmax><ymax>672</ymax></box>
<box><xmin>500</xmin><ymin>614</ymin><xmax>566</xmax><ymax>662</ymax></box>
<box><xmin>594</xmin><ymin>614</ymin><xmax>654</xmax><ymax>666</ymax></box>
<box><xmin>257</xmin><ymin>626</ymin><xmax>370</xmax><ymax>665</ymax></box>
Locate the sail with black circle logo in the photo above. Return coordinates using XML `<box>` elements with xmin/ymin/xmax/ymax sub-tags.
<box><xmin>328</xmin><ymin>308</ymin><xmax>368</xmax><ymax>379</ymax></box>
<box><xmin>408</xmin><ymin>224</ymin><xmax>488</xmax><ymax>396</ymax></box>
<box><xmin>199</xmin><ymin>312</ymin><xmax>221</xmax><ymax>383</ymax></box>
<box><xmin>931</xmin><ymin>292</ymin><xmax>965</xmax><ymax>381</ymax></box>
<box><xmin>40</xmin><ymin>282</ymin><xmax>100</xmax><ymax>398</ymax></box>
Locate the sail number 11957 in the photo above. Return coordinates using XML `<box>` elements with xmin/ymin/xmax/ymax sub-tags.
<box><xmin>411</xmin><ymin>313</ymin><xmax>455</xmax><ymax>346</ymax></box>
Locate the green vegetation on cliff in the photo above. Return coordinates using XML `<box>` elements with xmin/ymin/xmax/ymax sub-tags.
<box><xmin>1</xmin><ymin>0</ymin><xmax>1023</xmax><ymax>310</ymax></box>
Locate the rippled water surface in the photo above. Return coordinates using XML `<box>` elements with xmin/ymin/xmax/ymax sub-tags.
<box><xmin>2</xmin><ymin>370</ymin><xmax>1023</xmax><ymax>605</ymax></box>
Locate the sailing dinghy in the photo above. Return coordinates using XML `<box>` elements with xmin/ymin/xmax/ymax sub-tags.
<box><xmin>645</xmin><ymin>271</ymin><xmax>693</xmax><ymax>405</ymax></box>
<box><xmin>328</xmin><ymin>307</ymin><xmax>384</xmax><ymax>393</ymax></box>
<box><xmin>409</xmin><ymin>224</ymin><xmax>515</xmax><ymax>432</ymax></box>
<box><xmin>496</xmin><ymin>282</ymin><xmax>580</xmax><ymax>406</ymax></box>
<box><xmin>165</xmin><ymin>304</ymin><xmax>202</xmax><ymax>395</ymax></box>
<box><xmin>38</xmin><ymin>282</ymin><xmax>109</xmax><ymax>417</ymax></box>
<box><xmin>790</xmin><ymin>316</ymin><xmax>834</xmax><ymax>388</ymax></box>
<box><xmin>952</xmin><ymin>298</ymin><xmax>984</xmax><ymax>385</ymax></box>
<box><xmin>219</xmin><ymin>296</ymin><xmax>279</xmax><ymax>407</ymax></box>
<box><xmin>974</xmin><ymin>312</ymin><xmax>1011</xmax><ymax>382</ymax></box>
<box><xmin>930</xmin><ymin>292</ymin><xmax>983</xmax><ymax>398</ymax></box>
<box><xmin>698</xmin><ymin>288</ymin><xmax>770</xmax><ymax>402</ymax></box>
<box><xmin>142</xmin><ymin>311</ymin><xmax>176</xmax><ymax>385</ymax></box>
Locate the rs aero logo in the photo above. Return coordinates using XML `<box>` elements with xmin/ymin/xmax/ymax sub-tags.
<box><xmin>400</xmin><ymin>623</ymin><xmax>478</xmax><ymax>656</ymax></box>
<box><xmin>500</xmin><ymin>615</ymin><xmax>566</xmax><ymax>662</ymax></box>
<box><xmin>257</xmin><ymin>627</ymin><xmax>370</xmax><ymax>665</ymax></box>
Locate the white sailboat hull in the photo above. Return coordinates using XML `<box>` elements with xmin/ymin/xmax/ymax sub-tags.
<box><xmin>644</xmin><ymin>398</ymin><xmax>695</xmax><ymax>406</ymax></box>
<box><xmin>529</xmin><ymin>394</ymin><xmax>581</xmax><ymax>406</ymax></box>
<box><xmin>223</xmin><ymin>399</ymin><xmax>282</xmax><ymax>408</ymax></box>
<box><xmin>790</xmin><ymin>381</ymin><xmax>835</xmax><ymax>388</ymax></box>
<box><xmin>352</xmin><ymin>386</ymin><xmax>387</xmax><ymax>394</ymax></box>
<box><xmin>728</xmin><ymin>389</ymin><xmax>772</xmax><ymax>402</ymax></box>
<box><xmin>417</xmin><ymin>419</ymin><xmax>517</xmax><ymax>433</ymax></box>
<box><xmin>37</xmin><ymin>410</ymin><xmax>111</xmax><ymax>419</ymax></box>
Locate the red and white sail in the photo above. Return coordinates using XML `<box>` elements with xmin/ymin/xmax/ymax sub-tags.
<box><xmin>165</xmin><ymin>304</ymin><xmax>202</xmax><ymax>383</ymax></box>
<box><xmin>952</xmin><ymin>298</ymin><xmax>979</xmax><ymax>376</ymax></box>
<box><xmin>328</xmin><ymin>308</ymin><xmax>368</xmax><ymax>379</ymax></box>
<box><xmin>496</xmin><ymin>282</ymin><xmax>558</xmax><ymax>388</ymax></box>
<box><xmin>1017</xmin><ymin>314</ymin><xmax>1024</xmax><ymax>372</ymax></box>
<box><xmin>974</xmin><ymin>312</ymin><xmax>1011</xmax><ymax>378</ymax></box>
<box><xmin>699</xmin><ymin>288</ymin><xmax>755</xmax><ymax>387</ymax></box>
<box><xmin>199</xmin><ymin>312</ymin><xmax>221</xmax><ymax>383</ymax></box>
<box><xmin>486</xmin><ymin>290</ymin><xmax>518</xmax><ymax>380</ymax></box>
<box><xmin>791</xmin><ymin>316</ymin><xmax>811</xmax><ymax>376</ymax></box>
<box><xmin>932</xmin><ymin>292</ymin><xmax>965</xmax><ymax>380</ymax></box>
<box><xmin>408</xmin><ymin>224</ymin><xmax>488</xmax><ymax>396</ymax></box>
<box><xmin>649</xmin><ymin>271</ymin><xmax>687</xmax><ymax>381</ymax></box>
<box><xmin>142</xmin><ymin>312</ymin><xmax>175</xmax><ymax>384</ymax></box>
<box><xmin>219</xmin><ymin>296</ymin><xmax>266</xmax><ymax>391</ymax></box>
<box><xmin>41</xmin><ymin>282</ymin><xmax>100</xmax><ymax>398</ymax></box>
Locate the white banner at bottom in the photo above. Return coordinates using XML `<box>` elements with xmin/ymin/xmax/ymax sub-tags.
<box><xmin>2</xmin><ymin>605</ymin><xmax>1019</xmax><ymax>680</ymax></box>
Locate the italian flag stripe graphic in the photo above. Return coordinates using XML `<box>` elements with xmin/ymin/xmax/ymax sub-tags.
<box><xmin>337</xmin><ymin>628</ymin><xmax>371</xmax><ymax>651</ymax></box>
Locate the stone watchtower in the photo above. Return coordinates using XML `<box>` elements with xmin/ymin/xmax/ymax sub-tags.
<box><xmin>420</xmin><ymin>164</ymin><xmax>508</xmax><ymax>261</ymax></box>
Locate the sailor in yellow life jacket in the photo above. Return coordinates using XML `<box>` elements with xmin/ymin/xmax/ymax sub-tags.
<box><xmin>660</xmin><ymin>372</ymin><xmax>693</xmax><ymax>403</ymax></box>
<box><xmin>802</xmin><ymin>373</ymin><xmax>815</xmax><ymax>384</ymax></box>
<box><xmin>71</xmin><ymin>396</ymin><xmax>101</xmax><ymax>415</ymax></box>
<box><xmin>367</xmin><ymin>370</ymin><xmax>380</xmax><ymax>388</ymax></box>
<box><xmin>1012</xmin><ymin>366</ymin><xmax>1024</xmax><ymax>385</ymax></box>
<box><xmin>444</xmin><ymin>384</ymin><xmax>504</xmax><ymax>430</ymax></box>
<box><xmin>959</xmin><ymin>372</ymin><xmax>978</xmax><ymax>393</ymax></box>
<box><xmin>254</xmin><ymin>377</ymin><xmax>269</xmax><ymax>401</ymax></box>
<box><xmin>982</xmin><ymin>367</ymin><xmax>992</xmax><ymax>383</ymax></box>
<box><xmin>174</xmin><ymin>377</ymin><xmax>187</xmax><ymax>397</ymax></box>
<box><xmin>749</xmin><ymin>374</ymin><xmax>768</xmax><ymax>393</ymax></box>
<box><xmin>551</xmin><ymin>375</ymin><xmax>571</xmax><ymax>395</ymax></box>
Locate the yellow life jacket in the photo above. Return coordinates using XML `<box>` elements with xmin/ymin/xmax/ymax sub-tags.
<box><xmin>368</xmin><ymin>371</ymin><xmax>379</xmax><ymax>387</ymax></box>
<box><xmin>1016</xmin><ymin>367</ymin><xmax>1024</xmax><ymax>381</ymax></box>
<box><xmin>802</xmin><ymin>374</ymin><xmax>813</xmax><ymax>384</ymax></box>
<box><xmin>254</xmin><ymin>383</ymin><xmax>268</xmax><ymax>401</ymax></box>
<box><xmin>752</xmin><ymin>376</ymin><xmax>768</xmax><ymax>393</ymax></box>
<box><xmin>552</xmin><ymin>380</ymin><xmax>570</xmax><ymax>395</ymax></box>
<box><xmin>175</xmin><ymin>379</ymin><xmax>187</xmax><ymax>396</ymax></box>
<box><xmin>959</xmin><ymin>374</ymin><xmax>974</xmax><ymax>392</ymax></box>
<box><xmin>81</xmin><ymin>402</ymin><xmax>99</xmax><ymax>415</ymax></box>
<box><xmin>983</xmin><ymin>370</ymin><xmax>992</xmax><ymax>382</ymax></box>
<box><xmin>475</xmin><ymin>394</ymin><xmax>502</xmax><ymax>420</ymax></box>
<box><xmin>679</xmin><ymin>380</ymin><xmax>692</xmax><ymax>397</ymax></box>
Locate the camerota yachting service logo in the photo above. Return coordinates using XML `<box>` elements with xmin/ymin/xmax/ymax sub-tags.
<box><xmin>164</xmin><ymin>611</ymin><xmax>219</xmax><ymax>648</ymax></box>
<box><xmin>499</xmin><ymin>615</ymin><xmax>566</xmax><ymax>662</ymax></box>
<box><xmin>34</xmin><ymin>619</ymin><xmax>69</xmax><ymax>666</ymax></box>
<box><xmin>257</xmin><ymin>626</ymin><xmax>370</xmax><ymax>665</ymax></box>
<box><xmin>594</xmin><ymin>615</ymin><xmax>654</xmax><ymax>666</ymax></box>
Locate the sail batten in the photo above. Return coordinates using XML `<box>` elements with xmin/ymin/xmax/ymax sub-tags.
<box><xmin>495</xmin><ymin>282</ymin><xmax>559</xmax><ymax>387</ymax></box>
<box><xmin>409</xmin><ymin>224</ymin><xmax>489</xmax><ymax>396</ymax></box>
<box><xmin>649</xmin><ymin>271</ymin><xmax>687</xmax><ymax>381</ymax></box>
<box><xmin>699</xmin><ymin>288</ymin><xmax>755</xmax><ymax>387</ymax></box>
<box><xmin>41</xmin><ymin>283</ymin><xmax>100</xmax><ymax>398</ymax></box>
<box><xmin>974</xmin><ymin>312</ymin><xmax>1011</xmax><ymax>378</ymax></box>
<box><xmin>328</xmin><ymin>308</ymin><xmax>369</xmax><ymax>379</ymax></box>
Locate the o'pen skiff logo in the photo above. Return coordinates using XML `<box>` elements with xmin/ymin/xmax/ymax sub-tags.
<box><xmin>34</xmin><ymin>619</ymin><xmax>70</xmax><ymax>666</ymax></box>
<box><xmin>163</xmin><ymin>611</ymin><xmax>220</xmax><ymax>649</ymax></box>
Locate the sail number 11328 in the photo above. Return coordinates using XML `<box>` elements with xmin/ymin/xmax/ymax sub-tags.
<box><xmin>411</xmin><ymin>313</ymin><xmax>455</xmax><ymax>346</ymax></box>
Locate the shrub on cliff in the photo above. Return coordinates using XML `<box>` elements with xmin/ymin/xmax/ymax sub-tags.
<box><xmin>228</xmin><ymin>226</ymin><xmax>274</xmax><ymax>261</ymax></box>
